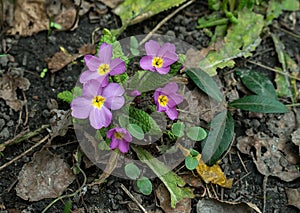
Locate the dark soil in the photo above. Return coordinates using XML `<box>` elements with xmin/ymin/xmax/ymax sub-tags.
<box><xmin>1</xmin><ymin>1</ymin><xmax>300</xmax><ymax>212</ymax></box>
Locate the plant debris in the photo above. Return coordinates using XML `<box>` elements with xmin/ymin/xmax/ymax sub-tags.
<box><xmin>16</xmin><ymin>149</ymin><xmax>75</xmax><ymax>201</ymax></box>
<box><xmin>285</xmin><ymin>188</ymin><xmax>300</xmax><ymax>210</ymax></box>
<box><xmin>0</xmin><ymin>70</ymin><xmax>30</xmax><ymax>111</ymax></box>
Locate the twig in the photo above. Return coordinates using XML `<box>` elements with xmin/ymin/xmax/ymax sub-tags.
<box><xmin>273</xmin><ymin>25</ymin><xmax>300</xmax><ymax>39</ymax></box>
<box><xmin>139</xmin><ymin>0</ymin><xmax>196</xmax><ymax>46</ymax></box>
<box><xmin>42</xmin><ymin>163</ymin><xmax>87</xmax><ymax>213</ymax></box>
<box><xmin>0</xmin><ymin>134</ymin><xmax>50</xmax><ymax>171</ymax></box>
<box><xmin>262</xmin><ymin>175</ymin><xmax>268</xmax><ymax>213</ymax></box>
<box><xmin>286</xmin><ymin>103</ymin><xmax>300</xmax><ymax>107</ymax></box>
<box><xmin>0</xmin><ymin>124</ymin><xmax>50</xmax><ymax>152</ymax></box>
<box><xmin>22</xmin><ymin>90</ymin><xmax>29</xmax><ymax>126</ymax></box>
<box><xmin>120</xmin><ymin>183</ymin><xmax>148</xmax><ymax>213</ymax></box>
<box><xmin>233</xmin><ymin>172</ymin><xmax>251</xmax><ymax>186</ymax></box>
<box><xmin>237</xmin><ymin>151</ymin><xmax>248</xmax><ymax>173</ymax></box>
<box><xmin>247</xmin><ymin>60</ymin><xmax>300</xmax><ymax>81</ymax></box>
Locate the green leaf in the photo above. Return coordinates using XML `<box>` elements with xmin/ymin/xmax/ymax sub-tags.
<box><xmin>137</xmin><ymin>176</ymin><xmax>153</xmax><ymax>195</ymax></box>
<box><xmin>190</xmin><ymin>149</ymin><xmax>199</xmax><ymax>157</ymax></box>
<box><xmin>63</xmin><ymin>200</ymin><xmax>72</xmax><ymax>213</ymax></box>
<box><xmin>236</xmin><ymin>69</ymin><xmax>277</xmax><ymax>98</ymax></box>
<box><xmin>127</xmin><ymin>123</ymin><xmax>145</xmax><ymax>140</ymax></box>
<box><xmin>201</xmin><ymin>111</ymin><xmax>234</xmax><ymax>166</ymax></box>
<box><xmin>128</xmin><ymin>70</ymin><xmax>172</xmax><ymax>93</ymax></box>
<box><xmin>266</xmin><ymin>0</ymin><xmax>300</xmax><ymax>25</ymax></box>
<box><xmin>186</xmin><ymin>127</ymin><xmax>207</xmax><ymax>141</ymax></box>
<box><xmin>185</xmin><ymin>156</ymin><xmax>198</xmax><ymax>170</ymax></box>
<box><xmin>113</xmin><ymin>0</ymin><xmax>187</xmax><ymax>33</ymax></box>
<box><xmin>129</xmin><ymin>107</ymin><xmax>162</xmax><ymax>135</ymax></box>
<box><xmin>57</xmin><ymin>91</ymin><xmax>73</xmax><ymax>103</ymax></box>
<box><xmin>229</xmin><ymin>95</ymin><xmax>289</xmax><ymax>113</ymax></box>
<box><xmin>171</xmin><ymin>122</ymin><xmax>185</xmax><ymax>137</ymax></box>
<box><xmin>125</xmin><ymin>163</ymin><xmax>141</xmax><ymax>180</ymax></box>
<box><xmin>198</xmin><ymin>9</ymin><xmax>264</xmax><ymax>76</ymax></box>
<box><xmin>130</xmin><ymin>36</ymin><xmax>140</xmax><ymax>56</ymax></box>
<box><xmin>132</xmin><ymin>146</ymin><xmax>194</xmax><ymax>208</ymax></box>
<box><xmin>186</xmin><ymin>68</ymin><xmax>223</xmax><ymax>102</ymax></box>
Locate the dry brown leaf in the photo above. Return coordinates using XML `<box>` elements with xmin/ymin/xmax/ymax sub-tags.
<box><xmin>291</xmin><ymin>128</ymin><xmax>300</xmax><ymax>154</ymax></box>
<box><xmin>196</xmin><ymin>198</ymin><xmax>262</xmax><ymax>213</ymax></box>
<box><xmin>156</xmin><ymin>183</ymin><xmax>191</xmax><ymax>213</ymax></box>
<box><xmin>286</xmin><ymin>188</ymin><xmax>300</xmax><ymax>210</ymax></box>
<box><xmin>237</xmin><ymin>131</ymin><xmax>300</xmax><ymax>182</ymax></box>
<box><xmin>46</xmin><ymin>44</ymin><xmax>95</xmax><ymax>73</ymax></box>
<box><xmin>98</xmin><ymin>0</ymin><xmax>124</xmax><ymax>8</ymax></box>
<box><xmin>8</xmin><ymin>0</ymin><xmax>49</xmax><ymax>36</ymax></box>
<box><xmin>0</xmin><ymin>71</ymin><xmax>30</xmax><ymax>111</ymax></box>
<box><xmin>16</xmin><ymin>149</ymin><xmax>75</xmax><ymax>201</ymax></box>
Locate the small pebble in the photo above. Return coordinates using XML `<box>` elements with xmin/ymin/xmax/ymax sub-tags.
<box><xmin>0</xmin><ymin>127</ymin><xmax>10</xmax><ymax>140</ymax></box>
<box><xmin>0</xmin><ymin>119</ymin><xmax>5</xmax><ymax>131</ymax></box>
<box><xmin>6</xmin><ymin>120</ymin><xmax>14</xmax><ymax>127</ymax></box>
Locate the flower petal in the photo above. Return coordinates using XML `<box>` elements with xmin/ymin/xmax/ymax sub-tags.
<box><xmin>168</xmin><ymin>93</ymin><xmax>184</xmax><ymax>108</ymax></box>
<box><xmin>123</xmin><ymin>131</ymin><xmax>132</xmax><ymax>142</ymax></box>
<box><xmin>110</xmin><ymin>58</ymin><xmax>126</xmax><ymax>75</ymax></box>
<box><xmin>105</xmin><ymin>96</ymin><xmax>125</xmax><ymax>110</ymax></box>
<box><xmin>118</xmin><ymin>141</ymin><xmax>130</xmax><ymax>153</ymax></box>
<box><xmin>145</xmin><ymin>40</ymin><xmax>160</xmax><ymax>56</ymax></box>
<box><xmin>102</xmin><ymin>83</ymin><xmax>125</xmax><ymax>97</ymax></box>
<box><xmin>106</xmin><ymin>128</ymin><xmax>115</xmax><ymax>139</ymax></box>
<box><xmin>153</xmin><ymin>91</ymin><xmax>161</xmax><ymax>105</ymax></box>
<box><xmin>81</xmin><ymin>79</ymin><xmax>102</xmax><ymax>98</ymax></box>
<box><xmin>79</xmin><ymin>70</ymin><xmax>100</xmax><ymax>85</ymax></box>
<box><xmin>156</xmin><ymin>66</ymin><xmax>170</xmax><ymax>74</ymax></box>
<box><xmin>98</xmin><ymin>44</ymin><xmax>113</xmax><ymax>64</ymax></box>
<box><xmin>158</xmin><ymin>43</ymin><xmax>176</xmax><ymax>57</ymax></box>
<box><xmin>110</xmin><ymin>138</ymin><xmax>119</xmax><ymax>149</ymax></box>
<box><xmin>84</xmin><ymin>55</ymin><xmax>101</xmax><ymax>71</ymax></box>
<box><xmin>162</xmin><ymin>52</ymin><xmax>178</xmax><ymax>66</ymax></box>
<box><xmin>70</xmin><ymin>97</ymin><xmax>91</xmax><ymax>119</ymax></box>
<box><xmin>140</xmin><ymin>56</ymin><xmax>155</xmax><ymax>71</ymax></box>
<box><xmin>165</xmin><ymin>107</ymin><xmax>178</xmax><ymax>120</ymax></box>
<box><xmin>161</xmin><ymin>82</ymin><xmax>178</xmax><ymax>93</ymax></box>
<box><xmin>89</xmin><ymin>106</ymin><xmax>112</xmax><ymax>129</ymax></box>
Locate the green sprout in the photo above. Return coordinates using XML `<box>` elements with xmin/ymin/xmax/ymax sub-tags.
<box><xmin>40</xmin><ymin>68</ymin><xmax>48</xmax><ymax>78</ymax></box>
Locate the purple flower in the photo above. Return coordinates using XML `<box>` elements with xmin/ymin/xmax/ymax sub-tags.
<box><xmin>154</xmin><ymin>82</ymin><xmax>183</xmax><ymax>120</ymax></box>
<box><xmin>140</xmin><ymin>40</ymin><xmax>178</xmax><ymax>74</ymax></box>
<box><xmin>70</xmin><ymin>80</ymin><xmax>125</xmax><ymax>129</ymax></box>
<box><xmin>107</xmin><ymin>127</ymin><xmax>132</xmax><ymax>153</ymax></box>
<box><xmin>80</xmin><ymin>43</ymin><xmax>126</xmax><ymax>86</ymax></box>
<box><xmin>129</xmin><ymin>90</ymin><xmax>141</xmax><ymax>97</ymax></box>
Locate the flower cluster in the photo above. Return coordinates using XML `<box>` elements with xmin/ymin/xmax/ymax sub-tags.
<box><xmin>71</xmin><ymin>40</ymin><xmax>183</xmax><ymax>153</ymax></box>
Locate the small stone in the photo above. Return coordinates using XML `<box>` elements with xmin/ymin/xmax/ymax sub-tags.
<box><xmin>0</xmin><ymin>119</ymin><xmax>5</xmax><ymax>131</ymax></box>
<box><xmin>0</xmin><ymin>127</ymin><xmax>10</xmax><ymax>140</ymax></box>
<box><xmin>6</xmin><ymin>120</ymin><xmax>14</xmax><ymax>127</ymax></box>
<box><xmin>91</xmin><ymin>185</ymin><xmax>99</xmax><ymax>194</ymax></box>
<box><xmin>42</xmin><ymin>109</ymin><xmax>50</xmax><ymax>118</ymax></box>
<box><xmin>166</xmin><ymin>30</ymin><xmax>176</xmax><ymax>38</ymax></box>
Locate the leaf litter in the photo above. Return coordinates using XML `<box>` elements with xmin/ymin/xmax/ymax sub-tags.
<box><xmin>0</xmin><ymin>69</ymin><xmax>30</xmax><ymax>111</ymax></box>
<box><xmin>16</xmin><ymin>149</ymin><xmax>75</xmax><ymax>201</ymax></box>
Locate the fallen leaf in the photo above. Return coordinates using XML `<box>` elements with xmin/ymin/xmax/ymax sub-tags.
<box><xmin>156</xmin><ymin>183</ymin><xmax>191</xmax><ymax>213</ymax></box>
<box><xmin>7</xmin><ymin>0</ymin><xmax>49</xmax><ymax>36</ymax></box>
<box><xmin>179</xmin><ymin>145</ymin><xmax>233</xmax><ymax>188</ymax></box>
<box><xmin>198</xmin><ymin>9</ymin><xmax>264</xmax><ymax>76</ymax></box>
<box><xmin>286</xmin><ymin>188</ymin><xmax>300</xmax><ymax>210</ymax></box>
<box><xmin>291</xmin><ymin>128</ymin><xmax>300</xmax><ymax>153</ymax></box>
<box><xmin>49</xmin><ymin>109</ymin><xmax>72</xmax><ymax>137</ymax></box>
<box><xmin>236</xmin><ymin>131</ymin><xmax>300</xmax><ymax>182</ymax></box>
<box><xmin>46</xmin><ymin>44</ymin><xmax>95</xmax><ymax>73</ymax></box>
<box><xmin>196</xmin><ymin>198</ymin><xmax>262</xmax><ymax>213</ymax></box>
<box><xmin>16</xmin><ymin>149</ymin><xmax>75</xmax><ymax>201</ymax></box>
<box><xmin>0</xmin><ymin>71</ymin><xmax>30</xmax><ymax>111</ymax></box>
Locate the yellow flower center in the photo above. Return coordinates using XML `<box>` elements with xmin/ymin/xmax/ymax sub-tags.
<box><xmin>158</xmin><ymin>95</ymin><xmax>168</xmax><ymax>107</ymax></box>
<box><xmin>114</xmin><ymin>132</ymin><xmax>124</xmax><ymax>139</ymax></box>
<box><xmin>152</xmin><ymin>57</ymin><xmax>164</xmax><ymax>68</ymax></box>
<box><xmin>98</xmin><ymin>63</ymin><xmax>110</xmax><ymax>75</ymax></box>
<box><xmin>92</xmin><ymin>95</ymin><xmax>106</xmax><ymax>109</ymax></box>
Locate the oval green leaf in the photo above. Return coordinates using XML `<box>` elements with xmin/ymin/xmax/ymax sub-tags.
<box><xmin>187</xmin><ymin>126</ymin><xmax>207</xmax><ymax>141</ymax></box>
<box><xmin>201</xmin><ymin>111</ymin><xmax>234</xmax><ymax>166</ymax></box>
<box><xmin>190</xmin><ymin>149</ymin><xmax>200</xmax><ymax>157</ymax></box>
<box><xmin>171</xmin><ymin>122</ymin><xmax>185</xmax><ymax>137</ymax></box>
<box><xmin>186</xmin><ymin>68</ymin><xmax>223</xmax><ymax>102</ymax></box>
<box><xmin>185</xmin><ymin>156</ymin><xmax>198</xmax><ymax>170</ymax></box>
<box><xmin>125</xmin><ymin>163</ymin><xmax>141</xmax><ymax>180</ymax></box>
<box><xmin>229</xmin><ymin>95</ymin><xmax>289</xmax><ymax>113</ymax></box>
<box><xmin>127</xmin><ymin>123</ymin><xmax>144</xmax><ymax>140</ymax></box>
<box><xmin>137</xmin><ymin>176</ymin><xmax>153</xmax><ymax>195</ymax></box>
<box><xmin>236</xmin><ymin>69</ymin><xmax>277</xmax><ymax>98</ymax></box>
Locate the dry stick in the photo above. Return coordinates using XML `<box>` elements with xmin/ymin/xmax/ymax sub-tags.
<box><xmin>22</xmin><ymin>90</ymin><xmax>29</xmax><ymax>126</ymax></box>
<box><xmin>120</xmin><ymin>183</ymin><xmax>148</xmax><ymax>213</ymax></box>
<box><xmin>247</xmin><ymin>60</ymin><xmax>300</xmax><ymax>81</ymax></box>
<box><xmin>0</xmin><ymin>134</ymin><xmax>50</xmax><ymax>171</ymax></box>
<box><xmin>139</xmin><ymin>0</ymin><xmax>196</xmax><ymax>46</ymax></box>
<box><xmin>233</xmin><ymin>172</ymin><xmax>251</xmax><ymax>186</ymax></box>
<box><xmin>237</xmin><ymin>151</ymin><xmax>248</xmax><ymax>173</ymax></box>
<box><xmin>262</xmin><ymin>175</ymin><xmax>268</xmax><ymax>213</ymax></box>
